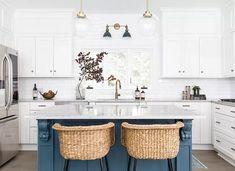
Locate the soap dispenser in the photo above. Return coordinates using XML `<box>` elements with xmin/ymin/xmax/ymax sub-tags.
<box><xmin>135</xmin><ymin>87</ymin><xmax>140</xmax><ymax>100</ymax></box>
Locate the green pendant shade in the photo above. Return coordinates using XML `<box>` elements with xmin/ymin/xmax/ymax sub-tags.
<box><xmin>103</xmin><ymin>25</ymin><xmax>112</xmax><ymax>38</ymax></box>
<box><xmin>123</xmin><ymin>26</ymin><xmax>131</xmax><ymax>38</ymax></box>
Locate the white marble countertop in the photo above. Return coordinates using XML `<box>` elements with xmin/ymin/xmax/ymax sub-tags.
<box><xmin>36</xmin><ymin>104</ymin><xmax>201</xmax><ymax>120</ymax></box>
<box><xmin>19</xmin><ymin>98</ymin><xmax>215</xmax><ymax>103</ymax></box>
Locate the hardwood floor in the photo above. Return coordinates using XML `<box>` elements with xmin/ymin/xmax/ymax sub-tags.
<box><xmin>0</xmin><ymin>152</ymin><xmax>36</xmax><ymax>171</ymax></box>
<box><xmin>0</xmin><ymin>151</ymin><xmax>234</xmax><ymax>171</ymax></box>
<box><xmin>193</xmin><ymin>151</ymin><xmax>235</xmax><ymax>171</ymax></box>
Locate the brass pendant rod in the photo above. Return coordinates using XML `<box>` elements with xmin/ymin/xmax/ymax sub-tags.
<box><xmin>80</xmin><ymin>0</ymin><xmax>83</xmax><ymax>12</ymax></box>
<box><xmin>146</xmin><ymin>0</ymin><xmax>149</xmax><ymax>12</ymax></box>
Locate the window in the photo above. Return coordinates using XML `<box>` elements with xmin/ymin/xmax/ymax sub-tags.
<box><xmin>79</xmin><ymin>48</ymin><xmax>153</xmax><ymax>89</ymax></box>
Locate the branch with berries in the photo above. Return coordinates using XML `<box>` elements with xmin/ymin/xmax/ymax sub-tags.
<box><xmin>75</xmin><ymin>52</ymin><xmax>108</xmax><ymax>84</ymax></box>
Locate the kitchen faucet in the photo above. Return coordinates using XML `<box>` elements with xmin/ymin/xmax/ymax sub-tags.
<box><xmin>115</xmin><ymin>79</ymin><xmax>121</xmax><ymax>100</ymax></box>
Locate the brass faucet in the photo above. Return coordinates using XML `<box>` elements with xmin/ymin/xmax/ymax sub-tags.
<box><xmin>115</xmin><ymin>79</ymin><xmax>121</xmax><ymax>100</ymax></box>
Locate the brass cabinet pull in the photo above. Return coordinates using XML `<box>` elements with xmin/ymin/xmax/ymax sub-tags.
<box><xmin>216</xmin><ymin>140</ymin><xmax>221</xmax><ymax>143</ymax></box>
<box><xmin>215</xmin><ymin>107</ymin><xmax>220</xmax><ymax>110</ymax></box>
<box><xmin>216</xmin><ymin>121</ymin><xmax>221</xmax><ymax>124</ymax></box>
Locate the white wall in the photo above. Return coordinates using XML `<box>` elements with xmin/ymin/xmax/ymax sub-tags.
<box><xmin>0</xmin><ymin>0</ymin><xmax>14</xmax><ymax>47</ymax></box>
<box><xmin>17</xmin><ymin>13</ymin><xmax>232</xmax><ymax>100</ymax></box>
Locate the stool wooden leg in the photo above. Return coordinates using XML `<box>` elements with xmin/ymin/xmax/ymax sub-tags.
<box><xmin>100</xmin><ymin>158</ymin><xmax>104</xmax><ymax>171</ymax></box>
<box><xmin>104</xmin><ymin>156</ymin><xmax>109</xmax><ymax>171</ymax></box>
<box><xmin>133</xmin><ymin>158</ymin><xmax>137</xmax><ymax>171</ymax></box>
<box><xmin>167</xmin><ymin>159</ymin><xmax>173</xmax><ymax>171</ymax></box>
<box><xmin>63</xmin><ymin>159</ymin><xmax>69</xmax><ymax>171</ymax></box>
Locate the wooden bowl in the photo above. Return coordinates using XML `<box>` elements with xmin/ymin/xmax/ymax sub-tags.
<box><xmin>39</xmin><ymin>90</ymin><xmax>57</xmax><ymax>100</ymax></box>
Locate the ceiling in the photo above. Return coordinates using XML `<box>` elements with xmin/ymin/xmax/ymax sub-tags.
<box><xmin>5</xmin><ymin>0</ymin><xmax>232</xmax><ymax>12</ymax></box>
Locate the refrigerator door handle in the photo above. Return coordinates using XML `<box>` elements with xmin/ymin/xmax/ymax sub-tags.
<box><xmin>7</xmin><ymin>54</ymin><xmax>13</xmax><ymax>106</ymax></box>
<box><xmin>2</xmin><ymin>55</ymin><xmax>12</xmax><ymax>110</ymax></box>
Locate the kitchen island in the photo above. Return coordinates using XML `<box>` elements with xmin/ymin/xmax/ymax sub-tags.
<box><xmin>37</xmin><ymin>104</ymin><xmax>200</xmax><ymax>171</ymax></box>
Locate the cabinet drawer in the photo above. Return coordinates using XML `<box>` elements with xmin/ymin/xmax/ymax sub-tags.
<box><xmin>214</xmin><ymin>113</ymin><xmax>235</xmax><ymax>138</ymax></box>
<box><xmin>214</xmin><ymin>131</ymin><xmax>235</xmax><ymax>159</ymax></box>
<box><xmin>174</xmin><ymin>102</ymin><xmax>199</xmax><ymax>111</ymax></box>
<box><xmin>29</xmin><ymin>128</ymin><xmax>38</xmax><ymax>144</ymax></box>
<box><xmin>30</xmin><ymin>102</ymin><xmax>55</xmax><ymax>111</ymax></box>
<box><xmin>214</xmin><ymin>104</ymin><xmax>235</xmax><ymax>118</ymax></box>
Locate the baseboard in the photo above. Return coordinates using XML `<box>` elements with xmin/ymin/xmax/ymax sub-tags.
<box><xmin>192</xmin><ymin>144</ymin><xmax>213</xmax><ymax>150</ymax></box>
<box><xmin>20</xmin><ymin>144</ymin><xmax>37</xmax><ymax>151</ymax></box>
<box><xmin>217</xmin><ymin>152</ymin><xmax>235</xmax><ymax>167</ymax></box>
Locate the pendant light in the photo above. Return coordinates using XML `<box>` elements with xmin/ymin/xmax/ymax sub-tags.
<box><xmin>75</xmin><ymin>0</ymin><xmax>90</xmax><ymax>37</ymax></box>
<box><xmin>137</xmin><ymin>0</ymin><xmax>158</xmax><ymax>36</ymax></box>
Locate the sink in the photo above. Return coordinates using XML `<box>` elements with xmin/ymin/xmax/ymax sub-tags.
<box><xmin>96</xmin><ymin>98</ymin><xmax>138</xmax><ymax>103</ymax></box>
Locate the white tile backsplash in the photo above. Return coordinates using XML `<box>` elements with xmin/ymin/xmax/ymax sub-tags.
<box><xmin>19</xmin><ymin>77</ymin><xmax>232</xmax><ymax>100</ymax></box>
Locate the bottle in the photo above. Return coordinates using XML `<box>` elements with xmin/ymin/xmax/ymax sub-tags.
<box><xmin>140</xmin><ymin>90</ymin><xmax>145</xmax><ymax>100</ymax></box>
<box><xmin>33</xmin><ymin>84</ymin><xmax>38</xmax><ymax>100</ymax></box>
<box><xmin>135</xmin><ymin>87</ymin><xmax>140</xmax><ymax>100</ymax></box>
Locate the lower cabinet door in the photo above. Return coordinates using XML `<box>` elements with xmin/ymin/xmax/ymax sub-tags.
<box><xmin>29</xmin><ymin>127</ymin><xmax>38</xmax><ymax>144</ymax></box>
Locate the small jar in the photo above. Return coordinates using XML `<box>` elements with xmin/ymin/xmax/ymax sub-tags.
<box><xmin>140</xmin><ymin>90</ymin><xmax>145</xmax><ymax>100</ymax></box>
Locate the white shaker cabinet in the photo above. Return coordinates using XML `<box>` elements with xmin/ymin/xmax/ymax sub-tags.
<box><xmin>16</xmin><ymin>37</ymin><xmax>36</xmax><ymax>77</ymax></box>
<box><xmin>163</xmin><ymin>35</ymin><xmax>221</xmax><ymax>78</ymax></box>
<box><xmin>15</xmin><ymin>36</ymin><xmax>73</xmax><ymax>77</ymax></box>
<box><xmin>162</xmin><ymin>37</ymin><xmax>182</xmax><ymax>77</ymax></box>
<box><xmin>163</xmin><ymin>36</ymin><xmax>199</xmax><ymax>78</ymax></box>
<box><xmin>199</xmin><ymin>37</ymin><xmax>221</xmax><ymax>77</ymax></box>
<box><xmin>35</xmin><ymin>37</ymin><xmax>54</xmax><ymax>77</ymax></box>
<box><xmin>19</xmin><ymin>102</ymin><xmax>30</xmax><ymax>144</ymax></box>
<box><xmin>19</xmin><ymin>102</ymin><xmax>55</xmax><ymax>145</ymax></box>
<box><xmin>174</xmin><ymin>102</ymin><xmax>201</xmax><ymax>144</ymax></box>
<box><xmin>53</xmin><ymin>37</ymin><xmax>73</xmax><ymax>77</ymax></box>
<box><xmin>174</xmin><ymin>102</ymin><xmax>212</xmax><ymax>146</ymax></box>
<box><xmin>222</xmin><ymin>33</ymin><xmax>235</xmax><ymax>77</ymax></box>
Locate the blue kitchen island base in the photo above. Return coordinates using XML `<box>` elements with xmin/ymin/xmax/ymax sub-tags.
<box><xmin>38</xmin><ymin>119</ymin><xmax>192</xmax><ymax>171</ymax></box>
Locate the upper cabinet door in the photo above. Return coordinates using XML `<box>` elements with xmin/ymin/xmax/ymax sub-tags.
<box><xmin>163</xmin><ymin>36</ymin><xmax>199</xmax><ymax>78</ymax></box>
<box><xmin>35</xmin><ymin>38</ymin><xmax>54</xmax><ymax>77</ymax></box>
<box><xmin>53</xmin><ymin>38</ymin><xmax>73</xmax><ymax>77</ymax></box>
<box><xmin>222</xmin><ymin>32</ymin><xmax>234</xmax><ymax>77</ymax></box>
<box><xmin>162</xmin><ymin>37</ymin><xmax>182</xmax><ymax>77</ymax></box>
<box><xmin>182</xmin><ymin>37</ymin><xmax>200</xmax><ymax>77</ymax></box>
<box><xmin>200</xmin><ymin>36</ymin><xmax>221</xmax><ymax>78</ymax></box>
<box><xmin>16</xmin><ymin>37</ymin><xmax>36</xmax><ymax>77</ymax></box>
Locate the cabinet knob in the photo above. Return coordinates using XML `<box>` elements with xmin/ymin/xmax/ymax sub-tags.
<box><xmin>231</xmin><ymin>69</ymin><xmax>234</xmax><ymax>72</ymax></box>
<box><xmin>216</xmin><ymin>140</ymin><xmax>221</xmax><ymax>143</ymax></box>
<box><xmin>54</xmin><ymin>70</ymin><xmax>56</xmax><ymax>73</ymax></box>
<box><xmin>31</xmin><ymin>70</ymin><xmax>34</xmax><ymax>73</ymax></box>
<box><xmin>216</xmin><ymin>121</ymin><xmax>221</xmax><ymax>124</ymax></box>
<box><xmin>201</xmin><ymin>71</ymin><xmax>204</xmax><ymax>73</ymax></box>
<box><xmin>182</xmin><ymin>71</ymin><xmax>185</xmax><ymax>73</ymax></box>
<box><xmin>50</xmin><ymin>70</ymin><xmax>52</xmax><ymax>73</ymax></box>
<box><xmin>178</xmin><ymin>71</ymin><xmax>181</xmax><ymax>73</ymax></box>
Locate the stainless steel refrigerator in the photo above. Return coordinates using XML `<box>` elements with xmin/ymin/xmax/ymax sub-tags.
<box><xmin>0</xmin><ymin>45</ymin><xmax>19</xmax><ymax>167</ymax></box>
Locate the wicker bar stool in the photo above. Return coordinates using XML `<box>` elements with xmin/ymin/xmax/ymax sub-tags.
<box><xmin>121</xmin><ymin>121</ymin><xmax>184</xmax><ymax>171</ymax></box>
<box><xmin>52</xmin><ymin>122</ymin><xmax>115</xmax><ymax>171</ymax></box>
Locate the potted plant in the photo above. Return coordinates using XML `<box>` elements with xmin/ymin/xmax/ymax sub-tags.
<box><xmin>75</xmin><ymin>51</ymin><xmax>108</xmax><ymax>99</ymax></box>
<box><xmin>192</xmin><ymin>86</ymin><xmax>201</xmax><ymax>96</ymax></box>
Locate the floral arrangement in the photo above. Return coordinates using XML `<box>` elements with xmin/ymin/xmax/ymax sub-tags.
<box><xmin>75</xmin><ymin>51</ymin><xmax>108</xmax><ymax>98</ymax></box>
